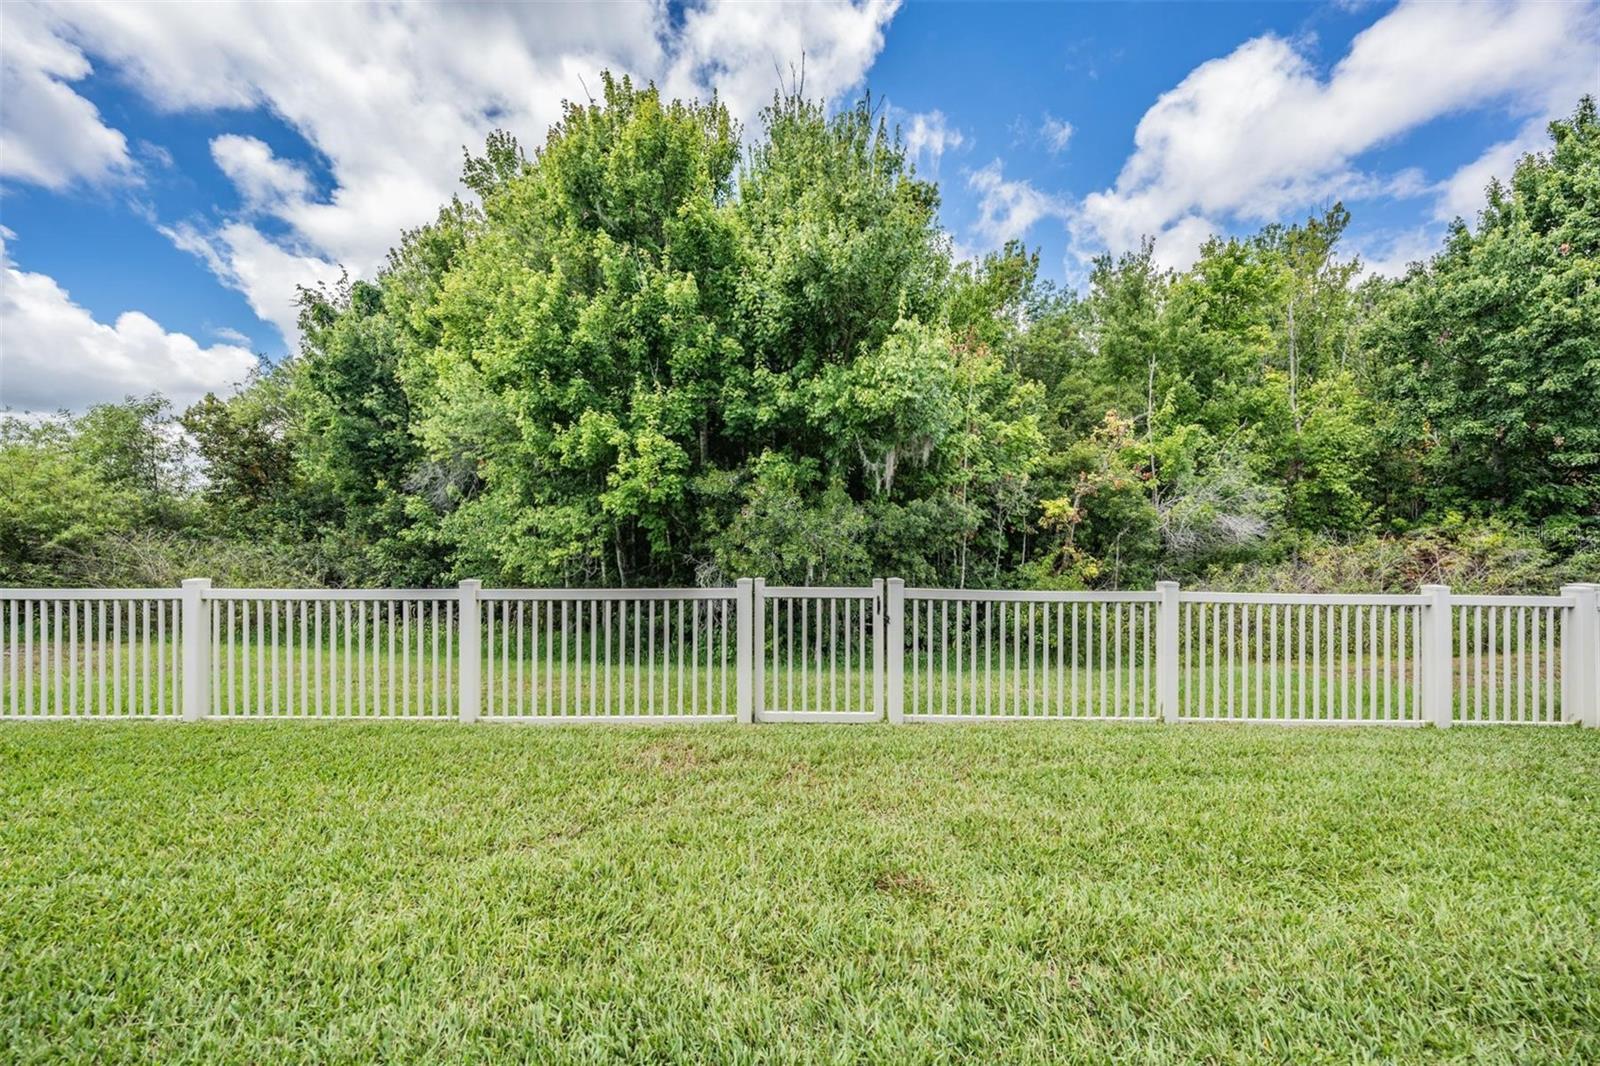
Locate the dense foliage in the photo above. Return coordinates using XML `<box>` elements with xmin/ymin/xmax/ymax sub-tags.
<box><xmin>4</xmin><ymin>85</ymin><xmax>1596</xmax><ymax>591</ymax></box>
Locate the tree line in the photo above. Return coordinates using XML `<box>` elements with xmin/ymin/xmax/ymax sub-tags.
<box><xmin>4</xmin><ymin>81</ymin><xmax>1596</xmax><ymax>592</ymax></box>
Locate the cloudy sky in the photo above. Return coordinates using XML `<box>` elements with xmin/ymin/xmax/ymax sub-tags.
<box><xmin>2</xmin><ymin>0</ymin><xmax>1596</xmax><ymax>412</ymax></box>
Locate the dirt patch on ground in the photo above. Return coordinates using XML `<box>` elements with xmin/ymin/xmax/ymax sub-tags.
<box><xmin>631</xmin><ymin>741</ymin><xmax>703</xmax><ymax>775</ymax></box>
<box><xmin>781</xmin><ymin>761</ymin><xmax>820</xmax><ymax>785</ymax></box>
<box><xmin>871</xmin><ymin>869</ymin><xmax>937</xmax><ymax>898</ymax></box>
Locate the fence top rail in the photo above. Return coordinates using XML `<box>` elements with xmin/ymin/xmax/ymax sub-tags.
<box><xmin>1451</xmin><ymin>594</ymin><xmax>1575</xmax><ymax>608</ymax></box>
<box><xmin>907</xmin><ymin>588</ymin><xmax>1161</xmax><ymax>603</ymax></box>
<box><xmin>207</xmin><ymin>588</ymin><xmax>459</xmax><ymax>602</ymax></box>
<box><xmin>1</xmin><ymin>588</ymin><xmax>180</xmax><ymax>601</ymax></box>
<box><xmin>3</xmin><ymin>584</ymin><xmax>1587</xmax><ymax>608</ymax></box>
<box><xmin>762</xmin><ymin>586</ymin><xmax>878</xmax><ymax>599</ymax></box>
<box><xmin>1179</xmin><ymin>591</ymin><xmax>1426</xmax><ymax>606</ymax></box>
<box><xmin>482</xmin><ymin>587</ymin><xmax>736</xmax><ymax>602</ymax></box>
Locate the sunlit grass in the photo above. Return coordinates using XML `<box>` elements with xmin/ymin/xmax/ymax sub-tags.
<box><xmin>0</xmin><ymin>641</ymin><xmax>1570</xmax><ymax>722</ymax></box>
<box><xmin>2</xmin><ymin>723</ymin><xmax>1597</xmax><ymax>1063</ymax></box>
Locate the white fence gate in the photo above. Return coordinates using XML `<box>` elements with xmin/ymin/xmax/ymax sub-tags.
<box><xmin>2</xmin><ymin>579</ymin><xmax>1596</xmax><ymax>726</ymax></box>
<box><xmin>754</xmin><ymin>581</ymin><xmax>884</xmax><ymax>722</ymax></box>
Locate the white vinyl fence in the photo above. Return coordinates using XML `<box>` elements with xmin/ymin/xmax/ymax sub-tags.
<box><xmin>898</xmin><ymin>589</ymin><xmax>1160</xmax><ymax>722</ymax></box>
<box><xmin>1178</xmin><ymin>593</ymin><xmax>1428</xmax><ymax>724</ymax></box>
<box><xmin>207</xmin><ymin>589</ymin><xmax>461</xmax><ymax>719</ymax></box>
<box><xmin>1</xmin><ymin>591</ymin><xmax>183</xmax><ymax>718</ymax></box>
<box><xmin>478</xmin><ymin>587</ymin><xmax>741</xmax><ymax>723</ymax></box>
<box><xmin>2</xmin><ymin>579</ymin><xmax>1596</xmax><ymax>726</ymax></box>
<box><xmin>756</xmin><ymin>582</ymin><xmax>883</xmax><ymax>722</ymax></box>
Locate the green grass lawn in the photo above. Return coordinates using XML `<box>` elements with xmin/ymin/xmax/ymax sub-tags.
<box><xmin>4</xmin><ymin>636</ymin><xmax>1558</xmax><ymax>722</ymax></box>
<box><xmin>3</xmin><ymin>724</ymin><xmax>1598</xmax><ymax>1063</ymax></box>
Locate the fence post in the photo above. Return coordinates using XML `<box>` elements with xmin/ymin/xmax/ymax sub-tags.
<box><xmin>1589</xmin><ymin>583</ymin><xmax>1600</xmax><ymax>728</ymax></box>
<box><xmin>181</xmin><ymin>578</ymin><xmax>211</xmax><ymax>722</ymax></box>
<box><xmin>885</xmin><ymin>578</ymin><xmax>905</xmax><ymax>723</ymax></box>
<box><xmin>1156</xmin><ymin>581</ymin><xmax>1180</xmax><ymax>724</ymax></box>
<box><xmin>458</xmin><ymin>580</ymin><xmax>481</xmax><ymax>723</ymax></box>
<box><xmin>736</xmin><ymin>578</ymin><xmax>755</xmax><ymax>724</ymax></box>
<box><xmin>1560</xmin><ymin>583</ymin><xmax>1597</xmax><ymax>727</ymax></box>
<box><xmin>1420</xmin><ymin>584</ymin><xmax>1452</xmax><ymax>728</ymax></box>
<box><xmin>1589</xmin><ymin>584</ymin><xmax>1600</xmax><ymax>729</ymax></box>
<box><xmin>752</xmin><ymin>578</ymin><xmax>766</xmax><ymax>720</ymax></box>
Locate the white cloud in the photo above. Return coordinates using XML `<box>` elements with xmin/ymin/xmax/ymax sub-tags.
<box><xmin>1353</xmin><ymin>226</ymin><xmax>1440</xmax><ymax>279</ymax></box>
<box><xmin>1149</xmin><ymin>216</ymin><xmax>1224</xmax><ymax>273</ymax></box>
<box><xmin>898</xmin><ymin>109</ymin><xmax>965</xmax><ymax>169</ymax></box>
<box><xmin>209</xmin><ymin>224</ymin><xmax>347</xmax><ymax>348</ymax></box>
<box><xmin>1432</xmin><ymin>118</ymin><xmax>1549</xmax><ymax>223</ymax></box>
<box><xmin>160</xmin><ymin>221</ymin><xmax>345</xmax><ymax>348</ymax></box>
<box><xmin>9</xmin><ymin>0</ymin><xmax>901</xmax><ymax>355</ymax></box>
<box><xmin>0</xmin><ymin>3</ymin><xmax>131</xmax><ymax>188</ymax></box>
<box><xmin>967</xmin><ymin>160</ymin><xmax>1070</xmax><ymax>248</ymax></box>
<box><xmin>210</xmin><ymin>134</ymin><xmax>313</xmax><ymax>212</ymax></box>
<box><xmin>1040</xmin><ymin>114</ymin><xmax>1074</xmax><ymax>154</ymax></box>
<box><xmin>662</xmin><ymin>0</ymin><xmax>900</xmax><ymax>129</ymax></box>
<box><xmin>1074</xmin><ymin>0</ymin><xmax>1600</xmax><ymax>269</ymax></box>
<box><xmin>0</xmin><ymin>233</ymin><xmax>258</xmax><ymax>412</ymax></box>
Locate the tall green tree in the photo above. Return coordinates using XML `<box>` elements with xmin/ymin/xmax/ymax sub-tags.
<box><xmin>411</xmin><ymin>75</ymin><xmax>743</xmax><ymax>584</ymax></box>
<box><xmin>18</xmin><ymin>81</ymin><xmax>1584</xmax><ymax>595</ymax></box>
<box><xmin>1370</xmin><ymin>98</ymin><xmax>1600</xmax><ymax>528</ymax></box>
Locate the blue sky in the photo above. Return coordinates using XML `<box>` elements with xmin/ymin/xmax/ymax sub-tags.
<box><xmin>2</xmin><ymin>0</ymin><xmax>1596</xmax><ymax>412</ymax></box>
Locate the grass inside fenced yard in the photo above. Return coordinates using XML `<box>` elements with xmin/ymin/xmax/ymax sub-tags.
<box><xmin>8</xmin><ymin>644</ymin><xmax>1557</xmax><ymax>720</ymax></box>
<box><xmin>4</xmin><ymin>725</ymin><xmax>1598</xmax><ymax>1063</ymax></box>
